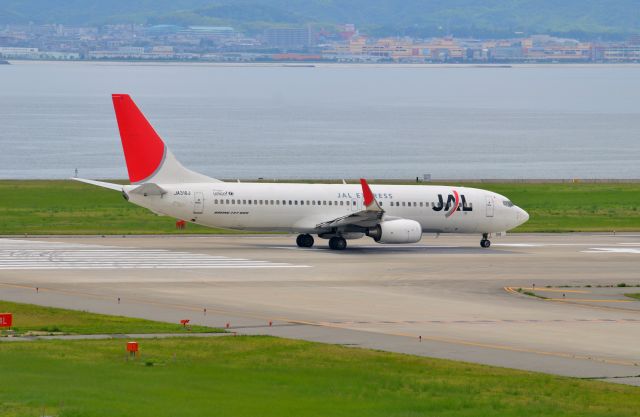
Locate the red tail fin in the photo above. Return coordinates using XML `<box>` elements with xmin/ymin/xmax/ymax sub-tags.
<box><xmin>112</xmin><ymin>94</ymin><xmax>166</xmax><ymax>183</ymax></box>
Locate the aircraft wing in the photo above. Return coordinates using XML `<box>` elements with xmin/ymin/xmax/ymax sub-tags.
<box><xmin>316</xmin><ymin>179</ymin><xmax>385</xmax><ymax>229</ymax></box>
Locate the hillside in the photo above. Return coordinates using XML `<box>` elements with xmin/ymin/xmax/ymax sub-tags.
<box><xmin>1</xmin><ymin>0</ymin><xmax>639</xmax><ymax>39</ymax></box>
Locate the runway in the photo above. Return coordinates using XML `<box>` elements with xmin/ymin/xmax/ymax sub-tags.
<box><xmin>1</xmin><ymin>233</ymin><xmax>639</xmax><ymax>385</ymax></box>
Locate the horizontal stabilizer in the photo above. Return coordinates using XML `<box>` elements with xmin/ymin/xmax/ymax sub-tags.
<box><xmin>72</xmin><ymin>178</ymin><xmax>123</xmax><ymax>192</ymax></box>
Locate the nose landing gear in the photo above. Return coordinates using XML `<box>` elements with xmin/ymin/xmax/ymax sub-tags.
<box><xmin>296</xmin><ymin>234</ymin><xmax>315</xmax><ymax>248</ymax></box>
<box><xmin>480</xmin><ymin>233</ymin><xmax>491</xmax><ymax>248</ymax></box>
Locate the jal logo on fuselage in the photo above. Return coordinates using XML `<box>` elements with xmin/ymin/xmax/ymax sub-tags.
<box><xmin>432</xmin><ymin>192</ymin><xmax>472</xmax><ymax>218</ymax></box>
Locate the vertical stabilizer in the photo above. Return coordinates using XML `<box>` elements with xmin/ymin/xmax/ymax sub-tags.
<box><xmin>112</xmin><ymin>94</ymin><xmax>220</xmax><ymax>184</ymax></box>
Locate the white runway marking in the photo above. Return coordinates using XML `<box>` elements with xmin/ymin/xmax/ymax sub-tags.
<box><xmin>0</xmin><ymin>239</ymin><xmax>309</xmax><ymax>270</ymax></box>
<box><xmin>582</xmin><ymin>247</ymin><xmax>640</xmax><ymax>254</ymax></box>
<box><xmin>272</xmin><ymin>245</ymin><xmax>464</xmax><ymax>250</ymax></box>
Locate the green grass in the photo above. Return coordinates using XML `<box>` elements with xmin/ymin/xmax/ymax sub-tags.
<box><xmin>516</xmin><ymin>288</ymin><xmax>549</xmax><ymax>300</ymax></box>
<box><xmin>0</xmin><ymin>180</ymin><xmax>638</xmax><ymax>234</ymax></box>
<box><xmin>624</xmin><ymin>293</ymin><xmax>640</xmax><ymax>300</ymax></box>
<box><xmin>0</xmin><ymin>299</ymin><xmax>638</xmax><ymax>416</ymax></box>
<box><xmin>1</xmin><ymin>336</ymin><xmax>639</xmax><ymax>417</ymax></box>
<box><xmin>0</xmin><ymin>300</ymin><xmax>219</xmax><ymax>335</ymax></box>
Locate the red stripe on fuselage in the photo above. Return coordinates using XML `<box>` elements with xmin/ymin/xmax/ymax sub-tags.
<box><xmin>445</xmin><ymin>189</ymin><xmax>460</xmax><ymax>218</ymax></box>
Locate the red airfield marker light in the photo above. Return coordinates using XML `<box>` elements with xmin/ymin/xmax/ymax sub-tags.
<box><xmin>126</xmin><ymin>341</ymin><xmax>139</xmax><ymax>358</ymax></box>
<box><xmin>0</xmin><ymin>313</ymin><xmax>12</xmax><ymax>328</ymax></box>
<box><xmin>180</xmin><ymin>319</ymin><xmax>190</xmax><ymax>327</ymax></box>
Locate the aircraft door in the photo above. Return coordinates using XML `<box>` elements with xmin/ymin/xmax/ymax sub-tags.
<box><xmin>193</xmin><ymin>192</ymin><xmax>204</xmax><ymax>214</ymax></box>
<box><xmin>485</xmin><ymin>195</ymin><xmax>494</xmax><ymax>217</ymax></box>
<box><xmin>351</xmin><ymin>199</ymin><xmax>361</xmax><ymax>212</ymax></box>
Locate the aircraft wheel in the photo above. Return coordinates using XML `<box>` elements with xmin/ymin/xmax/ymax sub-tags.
<box><xmin>329</xmin><ymin>236</ymin><xmax>347</xmax><ymax>250</ymax></box>
<box><xmin>296</xmin><ymin>234</ymin><xmax>314</xmax><ymax>248</ymax></box>
<box><xmin>480</xmin><ymin>239</ymin><xmax>491</xmax><ymax>248</ymax></box>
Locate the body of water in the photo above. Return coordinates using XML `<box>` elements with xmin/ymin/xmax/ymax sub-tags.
<box><xmin>0</xmin><ymin>61</ymin><xmax>638</xmax><ymax>180</ymax></box>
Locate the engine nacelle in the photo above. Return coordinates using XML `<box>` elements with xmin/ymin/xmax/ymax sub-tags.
<box><xmin>367</xmin><ymin>219</ymin><xmax>422</xmax><ymax>244</ymax></box>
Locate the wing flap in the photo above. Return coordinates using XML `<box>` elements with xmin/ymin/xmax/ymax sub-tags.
<box><xmin>315</xmin><ymin>178</ymin><xmax>385</xmax><ymax>230</ymax></box>
<box><xmin>316</xmin><ymin>209</ymin><xmax>383</xmax><ymax>229</ymax></box>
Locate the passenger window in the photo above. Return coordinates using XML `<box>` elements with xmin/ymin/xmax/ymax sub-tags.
<box><xmin>306</xmin><ymin>200</ymin><xmax>310</xmax><ymax>205</ymax></box>
<box><xmin>329</xmin><ymin>201</ymin><xmax>332</xmax><ymax>206</ymax></box>
<box><xmin>295</xmin><ymin>201</ymin><xmax>298</xmax><ymax>205</ymax></box>
<box><xmin>225</xmin><ymin>199</ymin><xmax>229</xmax><ymax>204</ymax></box>
<box><xmin>289</xmin><ymin>200</ymin><xmax>293</xmax><ymax>205</ymax></box>
<box><xmin>419</xmin><ymin>202</ymin><xmax>423</xmax><ymax>207</ymax></box>
<box><xmin>253</xmin><ymin>200</ymin><xmax>257</xmax><ymax>204</ymax></box>
<box><xmin>259</xmin><ymin>200</ymin><xmax>263</xmax><ymax>204</ymax></box>
<box><xmin>323</xmin><ymin>201</ymin><xmax>326</xmax><ymax>205</ymax></box>
<box><xmin>300</xmin><ymin>201</ymin><xmax>304</xmax><ymax>205</ymax></box>
<box><xmin>214</xmin><ymin>199</ymin><xmax>218</xmax><ymax>204</ymax></box>
<box><xmin>340</xmin><ymin>201</ymin><xmax>343</xmax><ymax>206</ymax></box>
<box><xmin>243</xmin><ymin>200</ymin><xmax>246</xmax><ymax>204</ymax></box>
<box><xmin>402</xmin><ymin>202</ymin><xmax>405</xmax><ymax>207</ymax></box>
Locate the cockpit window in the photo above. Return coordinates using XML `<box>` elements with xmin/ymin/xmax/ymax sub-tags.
<box><xmin>503</xmin><ymin>200</ymin><xmax>514</xmax><ymax>207</ymax></box>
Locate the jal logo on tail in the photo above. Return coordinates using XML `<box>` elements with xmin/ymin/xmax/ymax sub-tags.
<box><xmin>432</xmin><ymin>190</ymin><xmax>472</xmax><ymax>218</ymax></box>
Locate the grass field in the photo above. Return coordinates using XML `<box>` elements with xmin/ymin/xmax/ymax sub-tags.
<box><xmin>2</xmin><ymin>336</ymin><xmax>640</xmax><ymax>417</ymax></box>
<box><xmin>1</xmin><ymin>300</ymin><xmax>638</xmax><ymax>416</ymax></box>
<box><xmin>0</xmin><ymin>300</ymin><xmax>218</xmax><ymax>335</ymax></box>
<box><xmin>0</xmin><ymin>180</ymin><xmax>638</xmax><ymax>234</ymax></box>
<box><xmin>624</xmin><ymin>293</ymin><xmax>640</xmax><ymax>300</ymax></box>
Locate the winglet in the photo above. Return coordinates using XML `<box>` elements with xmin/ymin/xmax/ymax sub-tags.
<box><xmin>360</xmin><ymin>178</ymin><xmax>382</xmax><ymax>212</ymax></box>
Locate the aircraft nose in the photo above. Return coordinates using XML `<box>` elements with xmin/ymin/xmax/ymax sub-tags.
<box><xmin>516</xmin><ymin>207</ymin><xmax>529</xmax><ymax>224</ymax></box>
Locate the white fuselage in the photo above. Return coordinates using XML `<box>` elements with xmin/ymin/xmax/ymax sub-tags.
<box><xmin>124</xmin><ymin>182</ymin><xmax>528</xmax><ymax>236</ymax></box>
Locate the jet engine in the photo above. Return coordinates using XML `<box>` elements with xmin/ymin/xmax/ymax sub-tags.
<box><xmin>367</xmin><ymin>219</ymin><xmax>422</xmax><ymax>244</ymax></box>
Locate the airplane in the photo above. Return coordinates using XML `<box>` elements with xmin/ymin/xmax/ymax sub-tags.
<box><xmin>75</xmin><ymin>94</ymin><xmax>529</xmax><ymax>250</ymax></box>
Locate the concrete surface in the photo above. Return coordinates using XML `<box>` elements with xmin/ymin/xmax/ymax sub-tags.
<box><xmin>0</xmin><ymin>233</ymin><xmax>639</xmax><ymax>385</ymax></box>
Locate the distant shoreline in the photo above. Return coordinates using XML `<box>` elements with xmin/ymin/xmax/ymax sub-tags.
<box><xmin>1</xmin><ymin>178</ymin><xmax>639</xmax><ymax>183</ymax></box>
<box><xmin>4</xmin><ymin>59</ymin><xmax>640</xmax><ymax>69</ymax></box>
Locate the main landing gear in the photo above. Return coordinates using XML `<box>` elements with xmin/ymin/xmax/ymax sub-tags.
<box><xmin>296</xmin><ymin>234</ymin><xmax>315</xmax><ymax>248</ymax></box>
<box><xmin>480</xmin><ymin>233</ymin><xmax>491</xmax><ymax>248</ymax></box>
<box><xmin>328</xmin><ymin>236</ymin><xmax>347</xmax><ymax>250</ymax></box>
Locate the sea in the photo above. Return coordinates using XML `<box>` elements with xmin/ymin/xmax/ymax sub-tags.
<box><xmin>0</xmin><ymin>61</ymin><xmax>639</xmax><ymax>180</ymax></box>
